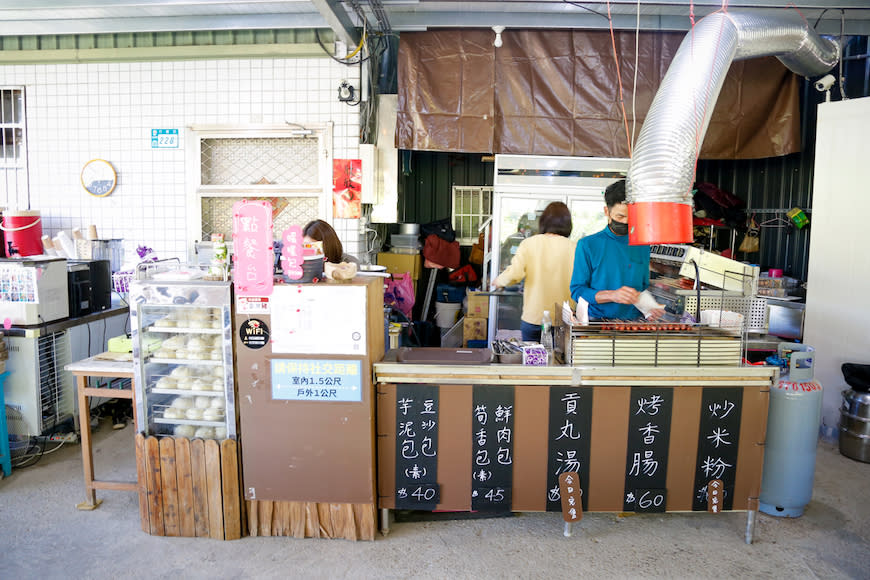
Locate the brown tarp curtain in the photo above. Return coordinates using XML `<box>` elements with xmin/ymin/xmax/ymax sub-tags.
<box><xmin>396</xmin><ymin>29</ymin><xmax>800</xmax><ymax>159</ymax></box>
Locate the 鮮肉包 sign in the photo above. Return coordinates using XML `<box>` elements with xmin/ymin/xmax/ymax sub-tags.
<box><xmin>271</xmin><ymin>359</ymin><xmax>362</xmax><ymax>402</ymax></box>
<box><xmin>151</xmin><ymin>129</ymin><xmax>179</xmax><ymax>148</ymax></box>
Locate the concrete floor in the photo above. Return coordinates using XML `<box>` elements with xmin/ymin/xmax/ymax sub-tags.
<box><xmin>1</xmin><ymin>421</ymin><xmax>868</xmax><ymax>580</ymax></box>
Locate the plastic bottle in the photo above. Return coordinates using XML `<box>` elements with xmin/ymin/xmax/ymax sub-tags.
<box><xmin>541</xmin><ymin>310</ymin><xmax>554</xmax><ymax>365</ymax></box>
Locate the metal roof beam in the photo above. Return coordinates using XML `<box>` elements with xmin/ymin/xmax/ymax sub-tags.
<box><xmin>309</xmin><ymin>0</ymin><xmax>360</xmax><ymax>47</ymax></box>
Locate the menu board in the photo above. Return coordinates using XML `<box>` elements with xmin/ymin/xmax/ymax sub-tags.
<box><xmin>546</xmin><ymin>387</ymin><xmax>593</xmax><ymax>512</ymax></box>
<box><xmin>232</xmin><ymin>200</ymin><xmax>274</xmax><ymax>297</ymax></box>
<box><xmin>395</xmin><ymin>384</ymin><xmax>440</xmax><ymax>510</ymax></box>
<box><xmin>692</xmin><ymin>387</ymin><xmax>743</xmax><ymax>511</ymax></box>
<box><xmin>623</xmin><ymin>387</ymin><xmax>673</xmax><ymax>512</ymax></box>
<box><xmin>270</xmin><ymin>285</ymin><xmax>367</xmax><ymax>355</ymax></box>
<box><xmin>471</xmin><ymin>385</ymin><xmax>514</xmax><ymax>512</ymax></box>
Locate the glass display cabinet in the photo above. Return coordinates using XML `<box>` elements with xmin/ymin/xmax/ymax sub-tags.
<box><xmin>130</xmin><ymin>265</ymin><xmax>235</xmax><ymax>440</ymax></box>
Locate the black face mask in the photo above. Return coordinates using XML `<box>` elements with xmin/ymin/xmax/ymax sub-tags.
<box><xmin>609</xmin><ymin>220</ymin><xmax>629</xmax><ymax>236</ymax></box>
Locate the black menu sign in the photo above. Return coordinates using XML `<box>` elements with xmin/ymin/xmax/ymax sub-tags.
<box><xmin>471</xmin><ymin>385</ymin><xmax>514</xmax><ymax>512</ymax></box>
<box><xmin>546</xmin><ymin>387</ymin><xmax>593</xmax><ymax>511</ymax></box>
<box><xmin>623</xmin><ymin>387</ymin><xmax>673</xmax><ymax>512</ymax></box>
<box><xmin>692</xmin><ymin>387</ymin><xmax>743</xmax><ymax>511</ymax></box>
<box><xmin>395</xmin><ymin>384</ymin><xmax>440</xmax><ymax>510</ymax></box>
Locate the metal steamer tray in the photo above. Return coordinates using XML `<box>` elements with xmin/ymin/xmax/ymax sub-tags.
<box><xmin>566</xmin><ymin>321</ymin><xmax>743</xmax><ymax>367</ymax></box>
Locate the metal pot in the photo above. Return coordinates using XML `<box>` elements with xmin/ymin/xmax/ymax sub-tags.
<box><xmin>840</xmin><ymin>410</ymin><xmax>870</xmax><ymax>437</ymax></box>
<box><xmin>398</xmin><ymin>223</ymin><xmax>420</xmax><ymax>236</ymax></box>
<box><xmin>842</xmin><ymin>389</ymin><xmax>870</xmax><ymax>417</ymax></box>
<box><xmin>839</xmin><ymin>428</ymin><xmax>870</xmax><ymax>463</ymax></box>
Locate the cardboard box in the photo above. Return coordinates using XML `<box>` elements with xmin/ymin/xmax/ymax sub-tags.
<box><xmin>463</xmin><ymin>316</ymin><xmax>488</xmax><ymax>346</ymax></box>
<box><xmin>465</xmin><ymin>290</ymin><xmax>490</xmax><ymax>318</ymax></box>
<box><xmin>377</xmin><ymin>252</ymin><xmax>422</xmax><ymax>280</ymax></box>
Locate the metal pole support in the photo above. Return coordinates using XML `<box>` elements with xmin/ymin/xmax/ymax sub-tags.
<box><xmin>745</xmin><ymin>509</ymin><xmax>757</xmax><ymax>544</ymax></box>
<box><xmin>563</xmin><ymin>521</ymin><xmax>573</xmax><ymax>537</ymax></box>
<box><xmin>380</xmin><ymin>508</ymin><xmax>391</xmax><ymax>536</ymax></box>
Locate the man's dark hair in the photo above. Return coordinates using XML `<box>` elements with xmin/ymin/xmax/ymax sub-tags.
<box><xmin>538</xmin><ymin>201</ymin><xmax>572</xmax><ymax>238</ymax></box>
<box><xmin>604</xmin><ymin>179</ymin><xmax>627</xmax><ymax>208</ymax></box>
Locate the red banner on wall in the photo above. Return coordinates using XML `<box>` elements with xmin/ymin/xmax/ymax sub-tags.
<box><xmin>333</xmin><ymin>159</ymin><xmax>362</xmax><ymax>218</ymax></box>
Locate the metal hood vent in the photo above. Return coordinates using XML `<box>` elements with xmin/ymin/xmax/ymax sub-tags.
<box><xmin>626</xmin><ymin>9</ymin><xmax>839</xmax><ymax>245</ymax></box>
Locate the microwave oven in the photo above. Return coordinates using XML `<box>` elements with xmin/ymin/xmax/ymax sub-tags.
<box><xmin>0</xmin><ymin>256</ymin><xmax>69</xmax><ymax>325</ymax></box>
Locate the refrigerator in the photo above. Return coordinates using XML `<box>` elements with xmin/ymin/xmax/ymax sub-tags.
<box><xmin>488</xmin><ymin>154</ymin><xmax>630</xmax><ymax>340</ymax></box>
<box><xmin>130</xmin><ymin>269</ymin><xmax>236</xmax><ymax>441</ymax></box>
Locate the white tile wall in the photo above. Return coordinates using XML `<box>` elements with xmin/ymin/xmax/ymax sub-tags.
<box><xmin>0</xmin><ymin>58</ymin><xmax>360</xmax><ymax>263</ymax></box>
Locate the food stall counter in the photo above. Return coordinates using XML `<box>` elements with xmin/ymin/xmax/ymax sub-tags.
<box><xmin>374</xmin><ymin>357</ymin><xmax>777</xmax><ymax>542</ymax></box>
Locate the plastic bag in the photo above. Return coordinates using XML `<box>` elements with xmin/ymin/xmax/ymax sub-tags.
<box><xmin>738</xmin><ymin>217</ymin><xmax>760</xmax><ymax>253</ymax></box>
<box><xmin>384</xmin><ymin>273</ymin><xmax>416</xmax><ymax>319</ymax></box>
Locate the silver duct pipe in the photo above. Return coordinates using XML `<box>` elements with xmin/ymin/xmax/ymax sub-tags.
<box><xmin>626</xmin><ymin>9</ymin><xmax>839</xmax><ymax>245</ymax></box>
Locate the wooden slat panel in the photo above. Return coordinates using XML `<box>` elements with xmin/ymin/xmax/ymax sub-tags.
<box><xmin>666</xmin><ymin>387</ymin><xmax>703</xmax><ymax>511</ymax></box>
<box><xmin>220</xmin><ymin>439</ymin><xmax>242</xmax><ymax>540</ymax></box>
<box><xmin>158</xmin><ymin>437</ymin><xmax>179</xmax><ymax>537</ymax></box>
<box><xmin>304</xmin><ymin>502</ymin><xmax>320</xmax><ymax>538</ymax></box>
<box><xmin>189</xmin><ymin>439</ymin><xmax>210</xmax><ymax>538</ymax></box>
<box><xmin>174</xmin><ymin>437</ymin><xmax>195</xmax><ymax>537</ymax></box>
<box><xmin>317</xmin><ymin>503</ymin><xmax>334</xmax><ymax>538</ymax></box>
<box><xmin>733</xmin><ymin>386</ymin><xmax>770</xmax><ymax>510</ymax></box>
<box><xmin>437</xmin><ymin>384</ymin><xmax>473</xmax><ymax>510</ymax></box>
<box><xmin>353</xmin><ymin>503</ymin><xmax>376</xmax><ymax>541</ymax></box>
<box><xmin>513</xmin><ymin>385</ymin><xmax>549</xmax><ymax>511</ymax></box>
<box><xmin>144</xmin><ymin>436</ymin><xmax>165</xmax><ymax>536</ymax></box>
<box><xmin>134</xmin><ymin>433</ymin><xmax>150</xmax><ymax>533</ymax></box>
<box><xmin>376</xmin><ymin>384</ymin><xmax>396</xmax><ymax>510</ymax></box>
<box><xmin>258</xmin><ymin>500</ymin><xmax>274</xmax><ymax>536</ymax></box>
<box><xmin>270</xmin><ymin>501</ymin><xmax>286</xmax><ymax>536</ymax></box>
<box><xmin>330</xmin><ymin>503</ymin><xmax>357</xmax><ymax>541</ymax></box>
<box><xmin>290</xmin><ymin>501</ymin><xmax>306</xmax><ymax>538</ymax></box>
<box><xmin>247</xmin><ymin>500</ymin><xmax>259</xmax><ymax>537</ymax></box>
<box><xmin>204</xmin><ymin>439</ymin><xmax>224</xmax><ymax>539</ymax></box>
<box><xmin>587</xmin><ymin>387</ymin><xmax>631</xmax><ymax>511</ymax></box>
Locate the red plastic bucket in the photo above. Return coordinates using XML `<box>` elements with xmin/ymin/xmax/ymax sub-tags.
<box><xmin>628</xmin><ymin>201</ymin><xmax>693</xmax><ymax>245</ymax></box>
<box><xmin>1</xmin><ymin>210</ymin><xmax>43</xmax><ymax>257</ymax></box>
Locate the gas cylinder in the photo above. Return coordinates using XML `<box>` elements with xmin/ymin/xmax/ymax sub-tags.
<box><xmin>759</xmin><ymin>344</ymin><xmax>823</xmax><ymax>517</ymax></box>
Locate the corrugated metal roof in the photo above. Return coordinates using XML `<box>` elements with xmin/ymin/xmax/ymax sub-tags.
<box><xmin>2</xmin><ymin>1</ymin><xmax>869</xmax><ymax>36</ymax></box>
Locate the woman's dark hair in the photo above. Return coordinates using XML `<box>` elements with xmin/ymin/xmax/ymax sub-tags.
<box><xmin>303</xmin><ymin>219</ymin><xmax>343</xmax><ymax>263</ymax></box>
<box><xmin>604</xmin><ymin>179</ymin><xmax>627</xmax><ymax>208</ymax></box>
<box><xmin>538</xmin><ymin>201</ymin><xmax>572</xmax><ymax>238</ymax></box>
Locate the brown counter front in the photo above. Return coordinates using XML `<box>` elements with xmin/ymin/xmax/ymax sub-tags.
<box><xmin>374</xmin><ymin>363</ymin><xmax>776</xmax><ymax>515</ymax></box>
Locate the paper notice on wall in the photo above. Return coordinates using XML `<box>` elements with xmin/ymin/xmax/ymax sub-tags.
<box><xmin>270</xmin><ymin>284</ymin><xmax>367</xmax><ymax>355</ymax></box>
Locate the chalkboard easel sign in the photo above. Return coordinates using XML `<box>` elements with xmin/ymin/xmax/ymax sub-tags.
<box><xmin>471</xmin><ymin>385</ymin><xmax>514</xmax><ymax>512</ymax></box>
<box><xmin>395</xmin><ymin>384</ymin><xmax>440</xmax><ymax>510</ymax></box>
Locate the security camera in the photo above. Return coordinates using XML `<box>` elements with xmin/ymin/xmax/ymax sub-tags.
<box><xmin>815</xmin><ymin>74</ymin><xmax>835</xmax><ymax>92</ymax></box>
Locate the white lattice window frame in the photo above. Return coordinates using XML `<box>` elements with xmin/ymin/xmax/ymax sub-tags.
<box><xmin>452</xmin><ymin>185</ymin><xmax>493</xmax><ymax>246</ymax></box>
<box><xmin>186</xmin><ymin>123</ymin><xmax>334</xmax><ymax>258</ymax></box>
<box><xmin>1</xmin><ymin>86</ymin><xmax>29</xmax><ymax>209</ymax></box>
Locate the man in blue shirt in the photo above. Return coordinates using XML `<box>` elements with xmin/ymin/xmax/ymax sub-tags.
<box><xmin>570</xmin><ymin>179</ymin><xmax>657</xmax><ymax>320</ymax></box>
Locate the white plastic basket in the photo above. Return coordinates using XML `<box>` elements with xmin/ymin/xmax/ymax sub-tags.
<box><xmin>700</xmin><ymin>309</ymin><xmax>745</xmax><ymax>330</ymax></box>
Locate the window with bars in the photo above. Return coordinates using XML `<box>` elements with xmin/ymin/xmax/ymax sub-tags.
<box><xmin>452</xmin><ymin>185</ymin><xmax>493</xmax><ymax>245</ymax></box>
<box><xmin>1</xmin><ymin>87</ymin><xmax>28</xmax><ymax>208</ymax></box>
<box><xmin>191</xmin><ymin>128</ymin><xmax>331</xmax><ymax>244</ymax></box>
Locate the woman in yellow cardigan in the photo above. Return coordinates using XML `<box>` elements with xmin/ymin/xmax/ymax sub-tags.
<box><xmin>493</xmin><ymin>201</ymin><xmax>576</xmax><ymax>342</ymax></box>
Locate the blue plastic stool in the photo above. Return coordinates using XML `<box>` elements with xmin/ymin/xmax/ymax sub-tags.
<box><xmin>0</xmin><ymin>371</ymin><xmax>11</xmax><ymax>477</ymax></box>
